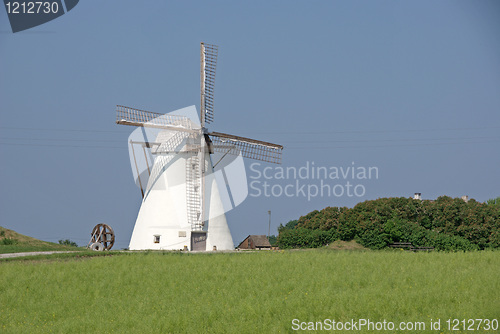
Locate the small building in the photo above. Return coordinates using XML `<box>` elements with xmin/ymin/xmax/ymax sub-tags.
<box><xmin>237</xmin><ymin>235</ymin><xmax>272</xmax><ymax>250</ymax></box>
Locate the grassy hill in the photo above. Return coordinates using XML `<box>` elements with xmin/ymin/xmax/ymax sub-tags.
<box><xmin>0</xmin><ymin>226</ymin><xmax>82</xmax><ymax>254</ymax></box>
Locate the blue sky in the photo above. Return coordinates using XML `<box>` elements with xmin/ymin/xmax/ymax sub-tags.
<box><xmin>1</xmin><ymin>1</ymin><xmax>499</xmax><ymax>249</ymax></box>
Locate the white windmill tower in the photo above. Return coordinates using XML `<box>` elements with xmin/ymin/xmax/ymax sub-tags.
<box><xmin>117</xmin><ymin>43</ymin><xmax>283</xmax><ymax>251</ymax></box>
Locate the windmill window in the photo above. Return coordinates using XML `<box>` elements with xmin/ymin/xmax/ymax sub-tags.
<box><xmin>154</xmin><ymin>235</ymin><xmax>160</xmax><ymax>243</ymax></box>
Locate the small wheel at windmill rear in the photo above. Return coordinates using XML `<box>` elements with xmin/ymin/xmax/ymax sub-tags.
<box><xmin>89</xmin><ymin>223</ymin><xmax>115</xmax><ymax>251</ymax></box>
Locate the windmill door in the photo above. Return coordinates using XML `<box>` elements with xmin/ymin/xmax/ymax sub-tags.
<box><xmin>191</xmin><ymin>232</ymin><xmax>207</xmax><ymax>251</ymax></box>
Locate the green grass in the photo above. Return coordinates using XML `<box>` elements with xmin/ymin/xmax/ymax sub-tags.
<box><xmin>0</xmin><ymin>250</ymin><xmax>123</xmax><ymax>262</ymax></box>
<box><xmin>0</xmin><ymin>226</ymin><xmax>83</xmax><ymax>254</ymax></box>
<box><xmin>0</xmin><ymin>244</ymin><xmax>83</xmax><ymax>254</ymax></box>
<box><xmin>0</xmin><ymin>250</ymin><xmax>498</xmax><ymax>333</ymax></box>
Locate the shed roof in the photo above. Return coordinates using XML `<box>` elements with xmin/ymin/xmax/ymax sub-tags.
<box><xmin>237</xmin><ymin>235</ymin><xmax>271</xmax><ymax>248</ymax></box>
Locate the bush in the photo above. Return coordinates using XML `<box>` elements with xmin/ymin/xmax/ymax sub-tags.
<box><xmin>58</xmin><ymin>239</ymin><xmax>78</xmax><ymax>247</ymax></box>
<box><xmin>382</xmin><ymin>218</ymin><xmax>479</xmax><ymax>251</ymax></box>
<box><xmin>1</xmin><ymin>238</ymin><xmax>18</xmax><ymax>245</ymax></box>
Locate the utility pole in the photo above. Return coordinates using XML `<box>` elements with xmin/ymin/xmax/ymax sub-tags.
<box><xmin>268</xmin><ymin>210</ymin><xmax>271</xmax><ymax>238</ymax></box>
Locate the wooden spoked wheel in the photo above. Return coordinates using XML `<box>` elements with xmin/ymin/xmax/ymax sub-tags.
<box><xmin>90</xmin><ymin>223</ymin><xmax>115</xmax><ymax>251</ymax></box>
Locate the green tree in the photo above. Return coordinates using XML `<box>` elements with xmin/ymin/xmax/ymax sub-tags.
<box><xmin>267</xmin><ymin>235</ymin><xmax>278</xmax><ymax>246</ymax></box>
<box><xmin>277</xmin><ymin>220</ymin><xmax>299</xmax><ymax>232</ymax></box>
<box><xmin>486</xmin><ymin>197</ymin><xmax>500</xmax><ymax>207</ymax></box>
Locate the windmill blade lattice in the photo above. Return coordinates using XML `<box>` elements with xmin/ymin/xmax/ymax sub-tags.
<box><xmin>200</xmin><ymin>43</ymin><xmax>218</xmax><ymax>125</ymax></box>
<box><xmin>116</xmin><ymin>105</ymin><xmax>198</xmax><ymax>132</ymax></box>
<box><xmin>209</xmin><ymin>131</ymin><xmax>283</xmax><ymax>164</ymax></box>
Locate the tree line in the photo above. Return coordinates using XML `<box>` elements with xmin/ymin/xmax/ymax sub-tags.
<box><xmin>277</xmin><ymin>196</ymin><xmax>500</xmax><ymax>251</ymax></box>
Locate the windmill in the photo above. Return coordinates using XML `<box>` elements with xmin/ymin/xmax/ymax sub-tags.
<box><xmin>117</xmin><ymin>43</ymin><xmax>283</xmax><ymax>251</ymax></box>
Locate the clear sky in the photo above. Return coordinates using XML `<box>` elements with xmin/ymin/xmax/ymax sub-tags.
<box><xmin>1</xmin><ymin>1</ymin><xmax>499</xmax><ymax>249</ymax></box>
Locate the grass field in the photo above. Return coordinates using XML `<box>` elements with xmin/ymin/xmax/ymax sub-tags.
<box><xmin>0</xmin><ymin>249</ymin><xmax>498</xmax><ymax>333</ymax></box>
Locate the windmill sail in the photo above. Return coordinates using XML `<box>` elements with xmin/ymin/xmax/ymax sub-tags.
<box><xmin>200</xmin><ymin>43</ymin><xmax>218</xmax><ymax>126</ymax></box>
<box><xmin>116</xmin><ymin>105</ymin><xmax>198</xmax><ymax>133</ymax></box>
<box><xmin>209</xmin><ymin>131</ymin><xmax>283</xmax><ymax>164</ymax></box>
